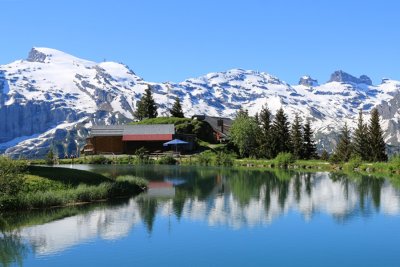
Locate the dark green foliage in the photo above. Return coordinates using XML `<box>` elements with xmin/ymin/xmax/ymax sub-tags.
<box><xmin>0</xmin><ymin>157</ymin><xmax>27</xmax><ymax>197</ymax></box>
<box><xmin>157</xmin><ymin>155</ymin><xmax>177</xmax><ymax>165</ymax></box>
<box><xmin>353</xmin><ymin>109</ymin><xmax>369</xmax><ymax>160</ymax></box>
<box><xmin>196</xmin><ymin>151</ymin><xmax>214</xmax><ymax>166</ymax></box>
<box><xmin>328</xmin><ymin>153</ymin><xmax>342</xmax><ymax>164</ymax></box>
<box><xmin>169</xmin><ymin>97</ymin><xmax>184</xmax><ymax>118</ymax></box>
<box><xmin>259</xmin><ymin>103</ymin><xmax>272</xmax><ymax>158</ymax></box>
<box><xmin>274</xmin><ymin>152</ymin><xmax>295</xmax><ymax>167</ymax></box>
<box><xmin>368</xmin><ymin>108</ymin><xmax>387</xmax><ymax>162</ymax></box>
<box><xmin>46</xmin><ymin>148</ymin><xmax>56</xmax><ymax>165</ymax></box>
<box><xmin>320</xmin><ymin>149</ymin><xmax>329</xmax><ymax>161</ymax></box>
<box><xmin>290</xmin><ymin>114</ymin><xmax>303</xmax><ymax>159</ymax></box>
<box><xmin>346</xmin><ymin>155</ymin><xmax>363</xmax><ymax>171</ymax></box>
<box><xmin>270</xmin><ymin>108</ymin><xmax>291</xmax><ymax>157</ymax></box>
<box><xmin>302</xmin><ymin>119</ymin><xmax>317</xmax><ymax>160</ymax></box>
<box><xmin>254</xmin><ymin>112</ymin><xmax>260</xmax><ymax>125</ymax></box>
<box><xmin>334</xmin><ymin>122</ymin><xmax>352</xmax><ymax>162</ymax></box>
<box><xmin>134</xmin><ymin>85</ymin><xmax>158</xmax><ymax>120</ymax></box>
<box><xmin>229</xmin><ymin>110</ymin><xmax>261</xmax><ymax>157</ymax></box>
<box><xmin>214</xmin><ymin>152</ymin><xmax>235</xmax><ymax>166</ymax></box>
<box><xmin>88</xmin><ymin>155</ymin><xmax>113</xmax><ymax>164</ymax></box>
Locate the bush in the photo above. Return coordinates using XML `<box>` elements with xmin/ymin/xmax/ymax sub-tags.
<box><xmin>389</xmin><ymin>154</ymin><xmax>400</xmax><ymax>168</ymax></box>
<box><xmin>329</xmin><ymin>153</ymin><xmax>342</xmax><ymax>164</ymax></box>
<box><xmin>157</xmin><ymin>155</ymin><xmax>177</xmax><ymax>165</ymax></box>
<box><xmin>346</xmin><ymin>155</ymin><xmax>362</xmax><ymax>171</ymax></box>
<box><xmin>214</xmin><ymin>152</ymin><xmax>235</xmax><ymax>166</ymax></box>
<box><xmin>197</xmin><ymin>151</ymin><xmax>214</xmax><ymax>166</ymax></box>
<box><xmin>0</xmin><ymin>157</ymin><xmax>27</xmax><ymax>197</ymax></box>
<box><xmin>320</xmin><ymin>149</ymin><xmax>330</xmax><ymax>161</ymax></box>
<box><xmin>88</xmin><ymin>155</ymin><xmax>113</xmax><ymax>164</ymax></box>
<box><xmin>274</xmin><ymin>152</ymin><xmax>295</xmax><ymax>168</ymax></box>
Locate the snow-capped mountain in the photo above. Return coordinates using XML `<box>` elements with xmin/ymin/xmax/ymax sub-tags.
<box><xmin>1</xmin><ymin>47</ymin><xmax>400</xmax><ymax>157</ymax></box>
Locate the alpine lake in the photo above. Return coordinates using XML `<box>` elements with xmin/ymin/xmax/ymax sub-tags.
<box><xmin>1</xmin><ymin>164</ymin><xmax>400</xmax><ymax>267</ymax></box>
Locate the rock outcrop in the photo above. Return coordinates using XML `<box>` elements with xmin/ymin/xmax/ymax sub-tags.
<box><xmin>329</xmin><ymin>70</ymin><xmax>372</xmax><ymax>85</ymax></box>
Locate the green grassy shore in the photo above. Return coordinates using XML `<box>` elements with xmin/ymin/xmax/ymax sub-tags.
<box><xmin>0</xmin><ymin>158</ymin><xmax>147</xmax><ymax>211</ymax></box>
<box><xmin>27</xmin><ymin>150</ymin><xmax>400</xmax><ymax>177</ymax></box>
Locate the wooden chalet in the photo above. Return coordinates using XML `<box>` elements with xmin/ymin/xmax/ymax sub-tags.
<box><xmin>84</xmin><ymin>124</ymin><xmax>195</xmax><ymax>155</ymax></box>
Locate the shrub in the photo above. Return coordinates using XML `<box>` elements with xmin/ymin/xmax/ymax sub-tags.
<box><xmin>88</xmin><ymin>155</ymin><xmax>112</xmax><ymax>164</ymax></box>
<box><xmin>389</xmin><ymin>154</ymin><xmax>400</xmax><ymax>169</ymax></box>
<box><xmin>157</xmin><ymin>155</ymin><xmax>177</xmax><ymax>165</ymax></box>
<box><xmin>346</xmin><ymin>155</ymin><xmax>362</xmax><ymax>171</ymax></box>
<box><xmin>197</xmin><ymin>151</ymin><xmax>214</xmax><ymax>166</ymax></box>
<box><xmin>274</xmin><ymin>152</ymin><xmax>295</xmax><ymax>168</ymax></box>
<box><xmin>320</xmin><ymin>149</ymin><xmax>330</xmax><ymax>161</ymax></box>
<box><xmin>0</xmin><ymin>157</ymin><xmax>27</xmax><ymax>197</ymax></box>
<box><xmin>328</xmin><ymin>153</ymin><xmax>342</xmax><ymax>164</ymax></box>
<box><xmin>214</xmin><ymin>152</ymin><xmax>235</xmax><ymax>166</ymax></box>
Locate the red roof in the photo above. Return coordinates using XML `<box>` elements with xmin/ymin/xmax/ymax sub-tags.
<box><xmin>122</xmin><ymin>134</ymin><xmax>173</xmax><ymax>141</ymax></box>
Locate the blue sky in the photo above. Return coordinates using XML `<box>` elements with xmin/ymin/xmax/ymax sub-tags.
<box><xmin>1</xmin><ymin>0</ymin><xmax>399</xmax><ymax>84</ymax></box>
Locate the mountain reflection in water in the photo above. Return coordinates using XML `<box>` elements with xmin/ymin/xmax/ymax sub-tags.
<box><xmin>1</xmin><ymin>167</ymin><xmax>400</xmax><ymax>264</ymax></box>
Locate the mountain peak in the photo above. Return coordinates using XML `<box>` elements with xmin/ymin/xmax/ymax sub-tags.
<box><xmin>27</xmin><ymin>47</ymin><xmax>94</xmax><ymax>66</ymax></box>
<box><xmin>27</xmin><ymin>47</ymin><xmax>49</xmax><ymax>63</ymax></box>
<box><xmin>299</xmin><ymin>75</ymin><xmax>318</xmax><ymax>87</ymax></box>
<box><xmin>328</xmin><ymin>70</ymin><xmax>372</xmax><ymax>85</ymax></box>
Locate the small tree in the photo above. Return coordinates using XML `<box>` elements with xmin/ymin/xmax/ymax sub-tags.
<box><xmin>334</xmin><ymin>122</ymin><xmax>352</xmax><ymax>162</ymax></box>
<box><xmin>169</xmin><ymin>97</ymin><xmax>184</xmax><ymax>118</ymax></box>
<box><xmin>46</xmin><ymin>148</ymin><xmax>55</xmax><ymax>165</ymax></box>
<box><xmin>320</xmin><ymin>149</ymin><xmax>329</xmax><ymax>161</ymax></box>
<box><xmin>134</xmin><ymin>85</ymin><xmax>158</xmax><ymax>120</ymax></box>
<box><xmin>353</xmin><ymin>109</ymin><xmax>369</xmax><ymax>161</ymax></box>
<box><xmin>368</xmin><ymin>108</ymin><xmax>387</xmax><ymax>162</ymax></box>
<box><xmin>303</xmin><ymin>119</ymin><xmax>317</xmax><ymax>160</ymax></box>
<box><xmin>229</xmin><ymin>110</ymin><xmax>261</xmax><ymax>158</ymax></box>
<box><xmin>290</xmin><ymin>114</ymin><xmax>303</xmax><ymax>159</ymax></box>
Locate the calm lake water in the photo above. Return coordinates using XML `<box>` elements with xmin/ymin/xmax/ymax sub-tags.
<box><xmin>2</xmin><ymin>165</ymin><xmax>400</xmax><ymax>267</ymax></box>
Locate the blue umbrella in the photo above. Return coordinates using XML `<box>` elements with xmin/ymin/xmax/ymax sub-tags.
<box><xmin>163</xmin><ymin>139</ymin><xmax>189</xmax><ymax>152</ymax></box>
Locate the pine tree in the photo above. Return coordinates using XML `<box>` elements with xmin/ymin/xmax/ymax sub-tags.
<box><xmin>254</xmin><ymin>112</ymin><xmax>260</xmax><ymax>125</ymax></box>
<box><xmin>353</xmin><ymin>109</ymin><xmax>368</xmax><ymax>160</ymax></box>
<box><xmin>290</xmin><ymin>114</ymin><xmax>303</xmax><ymax>159</ymax></box>
<box><xmin>259</xmin><ymin>104</ymin><xmax>272</xmax><ymax>158</ymax></box>
<box><xmin>334</xmin><ymin>122</ymin><xmax>352</xmax><ymax>162</ymax></box>
<box><xmin>320</xmin><ymin>149</ymin><xmax>329</xmax><ymax>161</ymax></box>
<box><xmin>169</xmin><ymin>97</ymin><xmax>184</xmax><ymax>118</ymax></box>
<box><xmin>134</xmin><ymin>85</ymin><xmax>158</xmax><ymax>120</ymax></box>
<box><xmin>270</xmin><ymin>107</ymin><xmax>291</xmax><ymax>157</ymax></box>
<box><xmin>303</xmin><ymin>119</ymin><xmax>317</xmax><ymax>159</ymax></box>
<box><xmin>368</xmin><ymin>108</ymin><xmax>387</xmax><ymax>162</ymax></box>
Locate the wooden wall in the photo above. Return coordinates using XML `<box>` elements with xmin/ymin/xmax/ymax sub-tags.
<box><xmin>92</xmin><ymin>136</ymin><xmax>123</xmax><ymax>154</ymax></box>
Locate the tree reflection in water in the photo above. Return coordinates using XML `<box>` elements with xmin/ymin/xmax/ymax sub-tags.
<box><xmin>1</xmin><ymin>167</ymin><xmax>400</xmax><ymax>266</ymax></box>
<box><xmin>0</xmin><ymin>219</ymin><xmax>29</xmax><ymax>267</ymax></box>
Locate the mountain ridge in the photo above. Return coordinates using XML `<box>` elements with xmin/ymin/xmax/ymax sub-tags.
<box><xmin>1</xmin><ymin>47</ymin><xmax>400</xmax><ymax>158</ymax></box>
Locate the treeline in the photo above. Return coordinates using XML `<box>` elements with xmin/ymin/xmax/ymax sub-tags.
<box><xmin>132</xmin><ymin>85</ymin><xmax>388</xmax><ymax>163</ymax></box>
<box><xmin>230</xmin><ymin>105</ymin><xmax>317</xmax><ymax>160</ymax></box>
<box><xmin>331</xmin><ymin>108</ymin><xmax>387</xmax><ymax>163</ymax></box>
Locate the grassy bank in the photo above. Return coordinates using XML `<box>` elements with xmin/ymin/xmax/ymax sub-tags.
<box><xmin>25</xmin><ymin>150</ymin><xmax>400</xmax><ymax>177</ymax></box>
<box><xmin>0</xmin><ymin>162</ymin><xmax>147</xmax><ymax>211</ymax></box>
